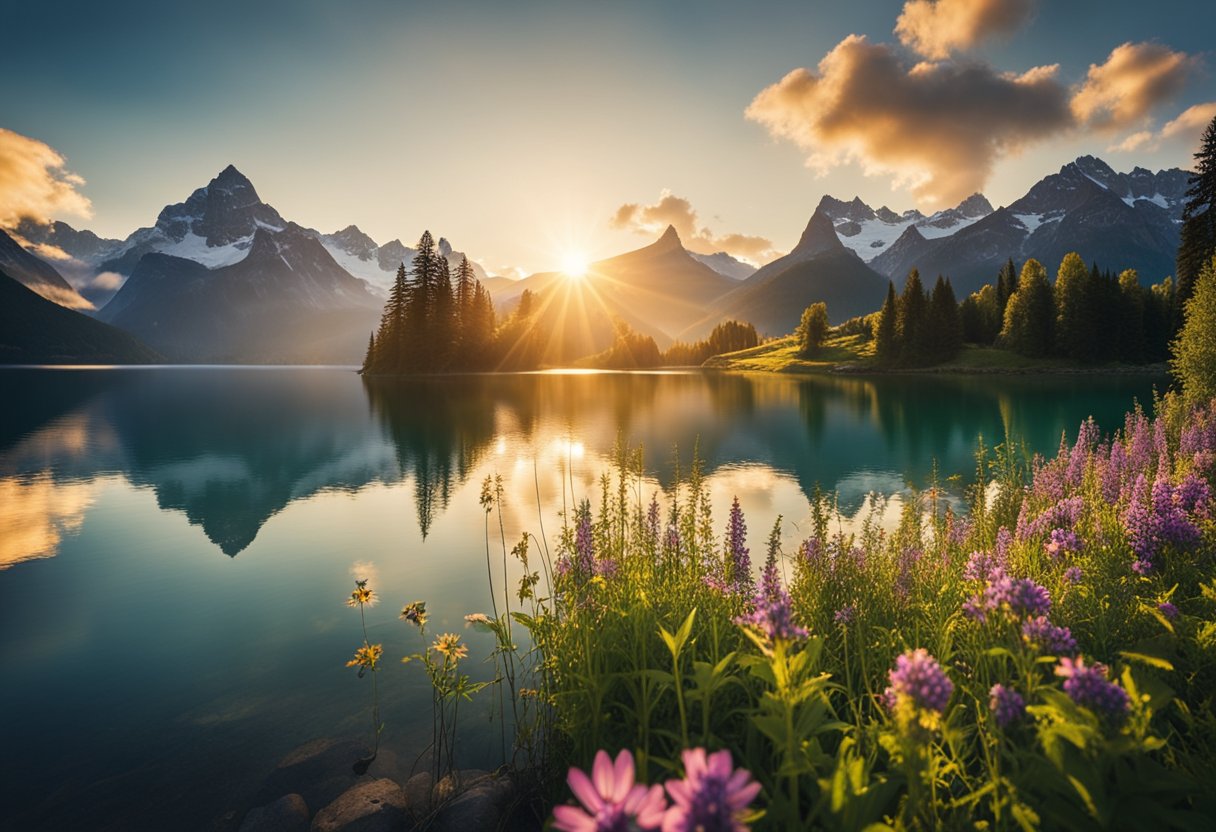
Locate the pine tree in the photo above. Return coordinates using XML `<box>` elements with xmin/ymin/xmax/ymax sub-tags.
<box><xmin>1053</xmin><ymin>252</ymin><xmax>1096</xmax><ymax>362</ymax></box>
<box><xmin>1117</xmin><ymin>269</ymin><xmax>1145</xmax><ymax>363</ymax></box>
<box><xmin>1177</xmin><ymin>115</ymin><xmax>1216</xmax><ymax>321</ymax></box>
<box><xmin>362</xmin><ymin>331</ymin><xmax>376</xmax><ymax>373</ymax></box>
<box><xmin>796</xmin><ymin>302</ymin><xmax>830</xmax><ymax>358</ymax></box>
<box><xmin>433</xmin><ymin>254</ymin><xmax>454</xmax><ymax>369</ymax></box>
<box><xmin>996</xmin><ymin>258</ymin><xmax>1017</xmax><ymax>317</ymax></box>
<box><xmin>926</xmin><ymin>276</ymin><xmax>962</xmax><ymax>363</ymax></box>
<box><xmin>405</xmin><ymin>231</ymin><xmax>439</xmax><ymax>371</ymax></box>
<box><xmin>1172</xmin><ymin>255</ymin><xmax>1216</xmax><ymax>401</ymax></box>
<box><xmin>1000</xmin><ymin>259</ymin><xmax>1054</xmax><ymax>357</ymax></box>
<box><xmin>897</xmin><ymin>269</ymin><xmax>928</xmax><ymax>366</ymax></box>
<box><xmin>875</xmin><ymin>281</ymin><xmax>898</xmax><ymax>365</ymax></box>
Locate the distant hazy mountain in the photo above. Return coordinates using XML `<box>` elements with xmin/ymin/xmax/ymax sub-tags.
<box><xmin>685</xmin><ymin>210</ymin><xmax>889</xmax><ymax>338</ymax></box>
<box><xmin>13</xmin><ymin>164</ymin><xmax>491</xmax><ymax>304</ymax></box>
<box><xmin>0</xmin><ymin>227</ymin><xmax>94</xmax><ymax>310</ymax></box>
<box><xmin>688</xmin><ymin>250</ymin><xmax>757</xmax><ymax>280</ymax></box>
<box><xmin>499</xmin><ymin>226</ymin><xmax>738</xmax><ymax>359</ymax></box>
<box><xmin>868</xmin><ymin>156</ymin><xmax>1188</xmax><ymax>294</ymax></box>
<box><xmin>0</xmin><ymin>269</ymin><xmax>160</xmax><ymax>364</ymax></box>
<box><xmin>316</xmin><ymin>225</ymin><xmax>489</xmax><ymax>292</ymax></box>
<box><xmin>97</xmin><ymin>223</ymin><xmax>381</xmax><ymax>363</ymax></box>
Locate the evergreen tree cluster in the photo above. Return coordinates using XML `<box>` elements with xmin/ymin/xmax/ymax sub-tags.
<box><xmin>873</xmin><ymin>270</ymin><xmax>963</xmax><ymax>367</ymax></box>
<box><xmin>795</xmin><ymin>302</ymin><xmax>830</xmax><ymax>358</ymax></box>
<box><xmin>1177</xmin><ymin>114</ymin><xmax>1216</xmax><ymax>320</ymax></box>
<box><xmin>361</xmin><ymin>231</ymin><xmax>497</xmax><ymax>374</ymax></box>
<box><xmin>663</xmin><ymin>320</ymin><xmax>759</xmax><ymax>366</ymax></box>
<box><xmin>992</xmin><ymin>254</ymin><xmax>1174</xmax><ymax>363</ymax></box>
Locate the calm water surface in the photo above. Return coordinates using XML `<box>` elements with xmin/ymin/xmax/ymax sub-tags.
<box><xmin>0</xmin><ymin>367</ymin><xmax>1164</xmax><ymax>830</ymax></box>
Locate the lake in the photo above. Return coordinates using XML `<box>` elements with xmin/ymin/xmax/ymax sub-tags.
<box><xmin>0</xmin><ymin>366</ymin><xmax>1165</xmax><ymax>830</ymax></box>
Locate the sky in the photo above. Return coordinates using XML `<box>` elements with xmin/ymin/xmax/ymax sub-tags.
<box><xmin>1</xmin><ymin>0</ymin><xmax>1213</xmax><ymax>275</ymax></box>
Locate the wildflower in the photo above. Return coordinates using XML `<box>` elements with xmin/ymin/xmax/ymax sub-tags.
<box><xmin>735</xmin><ymin>573</ymin><xmax>807</xmax><ymax>652</ymax></box>
<box><xmin>963</xmin><ymin>550</ymin><xmax>1000</xmax><ymax>582</ymax></box>
<box><xmin>1157</xmin><ymin>601</ymin><xmax>1180</xmax><ymax>622</ymax></box>
<box><xmin>1045</xmin><ymin>528</ymin><xmax>1080</xmax><ymax>560</ymax></box>
<box><xmin>552</xmin><ymin>749</ymin><xmax>667</xmax><ymax>832</ymax></box>
<box><xmin>834</xmin><ymin>605</ymin><xmax>856</xmax><ymax>627</ymax></box>
<box><xmin>433</xmin><ymin>633</ymin><xmax>469</xmax><ymax>662</ymax></box>
<box><xmin>663</xmin><ymin>748</ymin><xmax>760</xmax><ymax>832</ymax></box>
<box><xmin>346</xmin><ymin>643</ymin><xmax>382</xmax><ymax>671</ymax></box>
<box><xmin>1021</xmin><ymin>616</ymin><xmax>1077</xmax><ymax>655</ymax></box>
<box><xmin>1054</xmin><ymin>657</ymin><xmax>1130</xmax><ymax>722</ymax></box>
<box><xmin>400</xmin><ymin>600</ymin><xmax>428</xmax><ymax>629</ymax></box>
<box><xmin>347</xmin><ymin>579</ymin><xmax>377</xmax><ymax>608</ymax></box>
<box><xmin>1062</xmin><ymin>566</ymin><xmax>1084</xmax><ymax>585</ymax></box>
<box><xmin>724</xmin><ymin>497</ymin><xmax>753</xmax><ymax>595</ymax></box>
<box><xmin>964</xmin><ymin>571</ymin><xmax>1051</xmax><ymax>622</ymax></box>
<box><xmin>645</xmin><ymin>495</ymin><xmax>662</xmax><ymax>548</ymax></box>
<box><xmin>464</xmin><ymin>612</ymin><xmax>493</xmax><ymax>627</ymax></box>
<box><xmin>989</xmin><ymin>684</ymin><xmax>1026</xmax><ymax>728</ymax></box>
<box><xmin>884</xmin><ymin>648</ymin><xmax>953</xmax><ymax>715</ymax></box>
<box><xmin>702</xmin><ymin>574</ymin><xmax>731</xmax><ymax>595</ymax></box>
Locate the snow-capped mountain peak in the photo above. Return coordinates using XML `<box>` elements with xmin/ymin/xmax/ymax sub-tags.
<box><xmin>816</xmin><ymin>192</ymin><xmax>992</xmax><ymax>263</ymax></box>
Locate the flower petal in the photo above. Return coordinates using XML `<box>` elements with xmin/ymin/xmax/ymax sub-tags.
<box><xmin>611</xmin><ymin>749</ymin><xmax>635</xmax><ymax>802</ymax></box>
<box><xmin>591</xmin><ymin>749</ymin><xmax>615</xmax><ymax>801</ymax></box>
<box><xmin>568</xmin><ymin>767</ymin><xmax>604</xmax><ymax>813</ymax></box>
<box><xmin>552</xmin><ymin>804</ymin><xmax>596</xmax><ymax>832</ymax></box>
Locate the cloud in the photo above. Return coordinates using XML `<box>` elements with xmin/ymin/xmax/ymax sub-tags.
<box><xmin>1072</xmin><ymin>42</ymin><xmax>1198</xmax><ymax>131</ymax></box>
<box><xmin>89</xmin><ymin>271</ymin><xmax>126</xmax><ymax>291</ymax></box>
<box><xmin>611</xmin><ymin>191</ymin><xmax>780</xmax><ymax>264</ymax></box>
<box><xmin>1108</xmin><ymin>100</ymin><xmax>1216</xmax><ymax>155</ymax></box>
<box><xmin>0</xmin><ymin>128</ymin><xmax>92</xmax><ymax>228</ymax></box>
<box><xmin>895</xmin><ymin>0</ymin><xmax>1036</xmax><ymax>60</ymax></box>
<box><xmin>746</xmin><ymin>35</ymin><xmax>1072</xmax><ymax>205</ymax></box>
<box><xmin>1161</xmin><ymin>101</ymin><xmax>1216</xmax><ymax>140</ymax></box>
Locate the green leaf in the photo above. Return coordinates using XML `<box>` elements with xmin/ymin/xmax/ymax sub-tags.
<box><xmin>1118</xmin><ymin>651</ymin><xmax>1174</xmax><ymax>671</ymax></box>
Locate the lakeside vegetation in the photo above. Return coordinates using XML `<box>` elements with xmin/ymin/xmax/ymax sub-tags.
<box><xmin>349</xmin><ymin>383</ymin><xmax>1216</xmax><ymax>830</ymax></box>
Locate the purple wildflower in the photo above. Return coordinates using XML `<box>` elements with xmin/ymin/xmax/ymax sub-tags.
<box><xmin>1021</xmin><ymin>615</ymin><xmax>1077</xmax><ymax>655</ymax></box>
<box><xmin>989</xmin><ymin>684</ymin><xmax>1026</xmax><ymax>728</ymax></box>
<box><xmin>834</xmin><ymin>605</ymin><xmax>856</xmax><ymax>627</ymax></box>
<box><xmin>724</xmin><ymin>497</ymin><xmax>753</xmax><ymax>595</ymax></box>
<box><xmin>964</xmin><ymin>550</ymin><xmax>1001</xmax><ymax>582</ymax></box>
<box><xmin>884</xmin><ymin>649</ymin><xmax>953</xmax><ymax>715</ymax></box>
<box><xmin>966</xmin><ymin>571</ymin><xmax>1052</xmax><ymax>622</ymax></box>
<box><xmin>1055</xmin><ymin>657</ymin><xmax>1130</xmax><ymax>722</ymax></box>
<box><xmin>553</xmin><ymin>749</ymin><xmax>667</xmax><ymax>832</ymax></box>
<box><xmin>735</xmin><ymin>574</ymin><xmax>807</xmax><ymax>650</ymax></box>
<box><xmin>662</xmin><ymin>748</ymin><xmax>760</xmax><ymax>832</ymax></box>
<box><xmin>1175</xmin><ymin>473</ymin><xmax>1211</xmax><ymax>518</ymax></box>
<box><xmin>572</xmin><ymin>499</ymin><xmax>595</xmax><ymax>577</ymax></box>
<box><xmin>645</xmin><ymin>496</ymin><xmax>662</xmax><ymax>549</ymax></box>
<box><xmin>995</xmin><ymin>527</ymin><xmax>1014</xmax><ymax>563</ymax></box>
<box><xmin>1063</xmin><ymin>566</ymin><xmax>1084</xmax><ymax>585</ymax></box>
<box><xmin>1045</xmin><ymin>528</ymin><xmax>1080</xmax><ymax>560</ymax></box>
<box><xmin>1157</xmin><ymin>601</ymin><xmax>1180</xmax><ymax>621</ymax></box>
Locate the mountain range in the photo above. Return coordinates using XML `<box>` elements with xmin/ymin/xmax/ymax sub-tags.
<box><xmin>1</xmin><ymin>154</ymin><xmax>1193</xmax><ymax>363</ymax></box>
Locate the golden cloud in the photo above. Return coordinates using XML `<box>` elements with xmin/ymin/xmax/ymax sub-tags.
<box><xmin>746</xmin><ymin>36</ymin><xmax>1071</xmax><ymax>205</ymax></box>
<box><xmin>1072</xmin><ymin>42</ymin><xmax>1198</xmax><ymax>131</ymax></box>
<box><xmin>895</xmin><ymin>0</ymin><xmax>1036</xmax><ymax>60</ymax></box>
<box><xmin>611</xmin><ymin>190</ymin><xmax>780</xmax><ymax>264</ymax></box>
<box><xmin>0</xmin><ymin>128</ymin><xmax>93</xmax><ymax>228</ymax></box>
<box><xmin>1108</xmin><ymin>101</ymin><xmax>1216</xmax><ymax>155</ymax></box>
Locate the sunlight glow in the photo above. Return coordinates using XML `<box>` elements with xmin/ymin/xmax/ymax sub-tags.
<box><xmin>560</xmin><ymin>251</ymin><xmax>589</xmax><ymax>279</ymax></box>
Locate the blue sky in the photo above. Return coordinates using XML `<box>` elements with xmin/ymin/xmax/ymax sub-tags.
<box><xmin>2</xmin><ymin>0</ymin><xmax>1212</xmax><ymax>273</ymax></box>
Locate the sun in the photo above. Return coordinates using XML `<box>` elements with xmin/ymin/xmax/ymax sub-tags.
<box><xmin>560</xmin><ymin>251</ymin><xmax>589</xmax><ymax>279</ymax></box>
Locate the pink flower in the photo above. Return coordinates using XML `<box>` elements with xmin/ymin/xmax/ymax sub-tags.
<box><xmin>663</xmin><ymin>748</ymin><xmax>760</xmax><ymax>832</ymax></box>
<box><xmin>553</xmin><ymin>749</ymin><xmax>667</xmax><ymax>832</ymax></box>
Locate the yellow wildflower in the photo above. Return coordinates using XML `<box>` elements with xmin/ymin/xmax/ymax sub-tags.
<box><xmin>346</xmin><ymin>643</ymin><xmax>383</xmax><ymax>670</ymax></box>
<box><xmin>433</xmin><ymin>632</ymin><xmax>469</xmax><ymax>661</ymax></box>
<box><xmin>347</xmin><ymin>579</ymin><xmax>377</xmax><ymax>608</ymax></box>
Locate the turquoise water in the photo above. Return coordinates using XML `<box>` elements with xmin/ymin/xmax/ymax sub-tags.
<box><xmin>0</xmin><ymin>367</ymin><xmax>1164</xmax><ymax>830</ymax></box>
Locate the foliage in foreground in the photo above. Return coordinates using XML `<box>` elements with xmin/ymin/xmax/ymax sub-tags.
<box><xmin>345</xmin><ymin>393</ymin><xmax>1216</xmax><ymax>830</ymax></box>
<box><xmin>514</xmin><ymin>392</ymin><xmax>1216</xmax><ymax>830</ymax></box>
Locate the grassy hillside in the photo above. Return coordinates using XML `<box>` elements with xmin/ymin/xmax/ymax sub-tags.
<box><xmin>705</xmin><ymin>336</ymin><xmax>1167</xmax><ymax>375</ymax></box>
